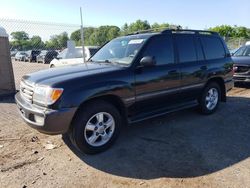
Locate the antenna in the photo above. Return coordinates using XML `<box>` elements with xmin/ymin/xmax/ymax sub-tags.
<box><xmin>80</xmin><ymin>7</ymin><xmax>88</xmax><ymax>68</ymax></box>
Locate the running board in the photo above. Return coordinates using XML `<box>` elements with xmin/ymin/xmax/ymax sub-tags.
<box><xmin>128</xmin><ymin>101</ymin><xmax>199</xmax><ymax>124</ymax></box>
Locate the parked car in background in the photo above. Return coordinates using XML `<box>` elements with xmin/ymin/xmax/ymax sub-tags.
<box><xmin>10</xmin><ymin>50</ymin><xmax>18</xmax><ymax>57</ymax></box>
<box><xmin>230</xmin><ymin>48</ymin><xmax>239</xmax><ymax>55</ymax></box>
<box><xmin>49</xmin><ymin>46</ymin><xmax>99</xmax><ymax>68</ymax></box>
<box><xmin>25</xmin><ymin>50</ymin><xmax>41</xmax><ymax>62</ymax></box>
<box><xmin>16</xmin><ymin>29</ymin><xmax>233</xmax><ymax>154</ymax></box>
<box><xmin>37</xmin><ymin>50</ymin><xmax>58</xmax><ymax>64</ymax></box>
<box><xmin>233</xmin><ymin>44</ymin><xmax>250</xmax><ymax>83</ymax></box>
<box><xmin>15</xmin><ymin>51</ymin><xmax>27</xmax><ymax>61</ymax></box>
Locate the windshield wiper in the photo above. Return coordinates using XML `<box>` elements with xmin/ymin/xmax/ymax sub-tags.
<box><xmin>93</xmin><ymin>60</ymin><xmax>118</xmax><ymax>65</ymax></box>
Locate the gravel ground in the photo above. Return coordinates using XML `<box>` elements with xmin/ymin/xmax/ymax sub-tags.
<box><xmin>11</xmin><ymin>60</ymin><xmax>49</xmax><ymax>89</ymax></box>
<box><xmin>0</xmin><ymin>85</ymin><xmax>250</xmax><ymax>188</ymax></box>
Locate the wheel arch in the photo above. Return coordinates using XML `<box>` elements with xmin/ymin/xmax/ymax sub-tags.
<box><xmin>70</xmin><ymin>94</ymin><xmax>128</xmax><ymax>131</ymax></box>
<box><xmin>205</xmin><ymin>77</ymin><xmax>226</xmax><ymax>102</ymax></box>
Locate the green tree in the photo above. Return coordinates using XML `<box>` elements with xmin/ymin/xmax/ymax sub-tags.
<box><xmin>80</xmin><ymin>26</ymin><xmax>120</xmax><ymax>46</ymax></box>
<box><xmin>70</xmin><ymin>27</ymin><xmax>99</xmax><ymax>46</ymax></box>
<box><xmin>84</xmin><ymin>27</ymin><xmax>96</xmax><ymax>45</ymax></box>
<box><xmin>45</xmin><ymin>32</ymin><xmax>69</xmax><ymax>49</ymax></box>
<box><xmin>210</xmin><ymin>25</ymin><xmax>250</xmax><ymax>38</ymax></box>
<box><xmin>57</xmin><ymin>32</ymin><xmax>69</xmax><ymax>48</ymax></box>
<box><xmin>45</xmin><ymin>35</ymin><xmax>59</xmax><ymax>49</ymax></box>
<box><xmin>30</xmin><ymin>36</ymin><xmax>44</xmax><ymax>49</ymax></box>
<box><xmin>210</xmin><ymin>25</ymin><xmax>235</xmax><ymax>37</ymax></box>
<box><xmin>121</xmin><ymin>23</ymin><xmax>129</xmax><ymax>35</ymax></box>
<box><xmin>11</xmin><ymin>31</ymin><xmax>29</xmax><ymax>41</ymax></box>
<box><xmin>70</xmin><ymin>29</ymin><xmax>81</xmax><ymax>43</ymax></box>
<box><xmin>10</xmin><ymin>31</ymin><xmax>29</xmax><ymax>50</ymax></box>
<box><xmin>107</xmin><ymin>26</ymin><xmax>120</xmax><ymax>41</ymax></box>
<box><xmin>127</xmin><ymin>20</ymin><xmax>151</xmax><ymax>33</ymax></box>
<box><xmin>234</xmin><ymin>26</ymin><xmax>250</xmax><ymax>38</ymax></box>
<box><xmin>151</xmin><ymin>23</ymin><xmax>171</xmax><ymax>31</ymax></box>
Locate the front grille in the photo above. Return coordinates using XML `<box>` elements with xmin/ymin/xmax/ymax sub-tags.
<box><xmin>235</xmin><ymin>66</ymin><xmax>250</xmax><ymax>74</ymax></box>
<box><xmin>20</xmin><ymin>80</ymin><xmax>34</xmax><ymax>103</ymax></box>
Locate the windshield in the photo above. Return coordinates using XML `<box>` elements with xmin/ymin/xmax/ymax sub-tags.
<box><xmin>234</xmin><ymin>46</ymin><xmax>250</xmax><ymax>57</ymax></box>
<box><xmin>90</xmin><ymin>35</ymin><xmax>150</xmax><ymax>65</ymax></box>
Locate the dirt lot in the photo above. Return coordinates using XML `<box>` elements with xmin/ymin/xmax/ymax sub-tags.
<box><xmin>0</xmin><ymin>85</ymin><xmax>249</xmax><ymax>188</ymax></box>
<box><xmin>11</xmin><ymin>60</ymin><xmax>49</xmax><ymax>89</ymax></box>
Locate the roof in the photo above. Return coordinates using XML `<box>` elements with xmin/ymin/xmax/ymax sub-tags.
<box><xmin>126</xmin><ymin>29</ymin><xmax>219</xmax><ymax>37</ymax></box>
<box><xmin>0</xmin><ymin>26</ymin><xmax>8</xmax><ymax>37</ymax></box>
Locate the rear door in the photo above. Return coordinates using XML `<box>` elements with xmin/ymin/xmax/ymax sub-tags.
<box><xmin>134</xmin><ymin>34</ymin><xmax>181</xmax><ymax>114</ymax></box>
<box><xmin>175</xmin><ymin>34</ymin><xmax>207</xmax><ymax>101</ymax></box>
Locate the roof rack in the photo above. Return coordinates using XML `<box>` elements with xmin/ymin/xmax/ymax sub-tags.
<box><xmin>126</xmin><ymin>28</ymin><xmax>159</xmax><ymax>36</ymax></box>
<box><xmin>126</xmin><ymin>28</ymin><xmax>219</xmax><ymax>36</ymax></box>
<box><xmin>161</xmin><ymin>29</ymin><xmax>219</xmax><ymax>36</ymax></box>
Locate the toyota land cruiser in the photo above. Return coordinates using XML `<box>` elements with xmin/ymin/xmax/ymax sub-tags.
<box><xmin>15</xmin><ymin>29</ymin><xmax>234</xmax><ymax>154</ymax></box>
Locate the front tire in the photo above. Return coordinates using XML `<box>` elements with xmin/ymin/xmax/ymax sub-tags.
<box><xmin>199</xmin><ymin>82</ymin><xmax>221</xmax><ymax>115</ymax></box>
<box><xmin>70</xmin><ymin>100</ymin><xmax>122</xmax><ymax>154</ymax></box>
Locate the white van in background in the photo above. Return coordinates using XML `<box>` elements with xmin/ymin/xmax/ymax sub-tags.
<box><xmin>246</xmin><ymin>41</ymin><xmax>250</xmax><ymax>46</ymax></box>
<box><xmin>50</xmin><ymin>46</ymin><xmax>99</xmax><ymax>68</ymax></box>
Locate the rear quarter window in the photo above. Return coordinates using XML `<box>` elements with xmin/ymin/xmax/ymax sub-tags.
<box><xmin>201</xmin><ymin>36</ymin><xmax>226</xmax><ymax>60</ymax></box>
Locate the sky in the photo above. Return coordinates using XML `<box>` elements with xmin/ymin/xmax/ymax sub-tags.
<box><xmin>0</xmin><ymin>0</ymin><xmax>250</xmax><ymax>29</ymax></box>
<box><xmin>0</xmin><ymin>0</ymin><xmax>250</xmax><ymax>41</ymax></box>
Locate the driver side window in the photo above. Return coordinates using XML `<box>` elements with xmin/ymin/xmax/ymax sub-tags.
<box><xmin>142</xmin><ymin>35</ymin><xmax>174</xmax><ymax>65</ymax></box>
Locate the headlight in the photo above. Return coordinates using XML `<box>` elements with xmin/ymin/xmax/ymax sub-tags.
<box><xmin>33</xmin><ymin>85</ymin><xmax>63</xmax><ymax>106</ymax></box>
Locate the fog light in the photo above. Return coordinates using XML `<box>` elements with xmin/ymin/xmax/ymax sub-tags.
<box><xmin>34</xmin><ymin>115</ymin><xmax>44</xmax><ymax>125</ymax></box>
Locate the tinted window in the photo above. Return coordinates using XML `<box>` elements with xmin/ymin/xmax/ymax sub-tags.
<box><xmin>89</xmin><ymin>48</ymin><xmax>99</xmax><ymax>56</ymax></box>
<box><xmin>201</xmin><ymin>36</ymin><xmax>225</xmax><ymax>60</ymax></box>
<box><xmin>195</xmin><ymin>38</ymin><xmax>205</xmax><ymax>61</ymax></box>
<box><xmin>176</xmin><ymin>35</ymin><xmax>197</xmax><ymax>63</ymax></box>
<box><xmin>142</xmin><ymin>35</ymin><xmax>174</xmax><ymax>65</ymax></box>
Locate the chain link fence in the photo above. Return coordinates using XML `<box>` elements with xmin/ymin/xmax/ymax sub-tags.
<box><xmin>0</xmin><ymin>18</ymin><xmax>81</xmax><ymax>89</ymax></box>
<box><xmin>224</xmin><ymin>37</ymin><xmax>250</xmax><ymax>51</ymax></box>
<box><xmin>0</xmin><ymin>18</ymin><xmax>249</xmax><ymax>90</ymax></box>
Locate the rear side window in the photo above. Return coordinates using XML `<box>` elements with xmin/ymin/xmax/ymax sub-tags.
<box><xmin>175</xmin><ymin>35</ymin><xmax>197</xmax><ymax>63</ymax></box>
<box><xmin>142</xmin><ymin>35</ymin><xmax>174</xmax><ymax>65</ymax></box>
<box><xmin>201</xmin><ymin>36</ymin><xmax>225</xmax><ymax>60</ymax></box>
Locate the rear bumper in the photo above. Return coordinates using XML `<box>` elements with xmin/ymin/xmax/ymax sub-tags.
<box><xmin>15</xmin><ymin>92</ymin><xmax>77</xmax><ymax>135</ymax></box>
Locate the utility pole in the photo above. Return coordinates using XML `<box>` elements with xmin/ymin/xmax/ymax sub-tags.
<box><xmin>80</xmin><ymin>7</ymin><xmax>87</xmax><ymax>68</ymax></box>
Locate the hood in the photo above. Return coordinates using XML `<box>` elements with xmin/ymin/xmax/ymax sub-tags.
<box><xmin>22</xmin><ymin>63</ymin><xmax>123</xmax><ymax>86</ymax></box>
<box><xmin>232</xmin><ymin>56</ymin><xmax>250</xmax><ymax>66</ymax></box>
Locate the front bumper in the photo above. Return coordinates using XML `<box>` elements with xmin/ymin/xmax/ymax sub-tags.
<box><xmin>233</xmin><ymin>75</ymin><xmax>250</xmax><ymax>83</ymax></box>
<box><xmin>225</xmin><ymin>79</ymin><xmax>234</xmax><ymax>92</ymax></box>
<box><xmin>15</xmin><ymin>92</ymin><xmax>77</xmax><ymax>135</ymax></box>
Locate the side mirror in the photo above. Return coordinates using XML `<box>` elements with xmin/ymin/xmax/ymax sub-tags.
<box><xmin>140</xmin><ymin>56</ymin><xmax>156</xmax><ymax>67</ymax></box>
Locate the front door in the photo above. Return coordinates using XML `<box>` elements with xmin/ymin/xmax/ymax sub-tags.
<box><xmin>134</xmin><ymin>35</ymin><xmax>181</xmax><ymax>114</ymax></box>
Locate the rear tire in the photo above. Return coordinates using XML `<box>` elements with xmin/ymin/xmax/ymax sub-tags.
<box><xmin>69</xmin><ymin>100</ymin><xmax>122</xmax><ymax>154</ymax></box>
<box><xmin>199</xmin><ymin>82</ymin><xmax>221</xmax><ymax>115</ymax></box>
